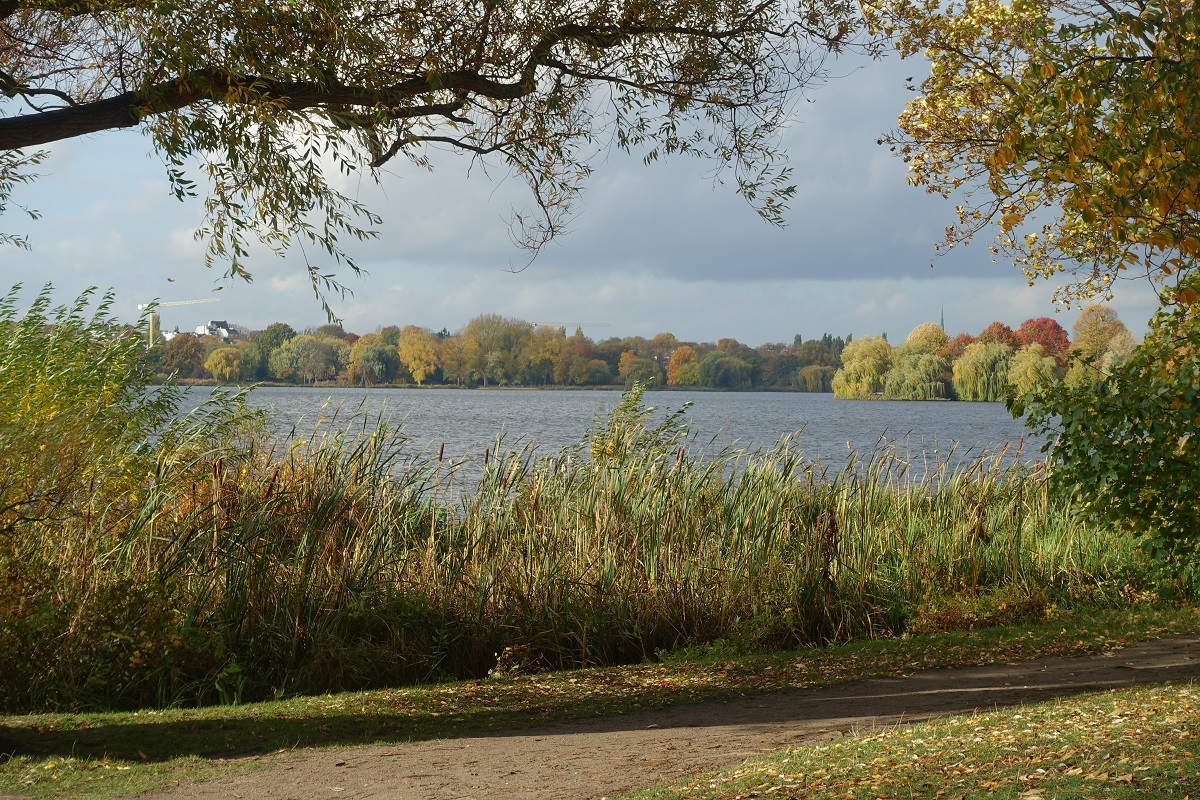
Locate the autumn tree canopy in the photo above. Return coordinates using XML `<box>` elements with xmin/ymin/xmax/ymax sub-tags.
<box><xmin>0</xmin><ymin>0</ymin><xmax>862</xmax><ymax>300</ymax></box>
<box><xmin>975</xmin><ymin>321</ymin><xmax>1019</xmax><ymax>350</ymax></box>
<box><xmin>1015</xmin><ymin>317</ymin><xmax>1070</xmax><ymax>366</ymax></box>
<box><xmin>869</xmin><ymin>0</ymin><xmax>1200</xmax><ymax>308</ymax></box>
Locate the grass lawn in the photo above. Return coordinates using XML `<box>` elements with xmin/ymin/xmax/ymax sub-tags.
<box><xmin>623</xmin><ymin>681</ymin><xmax>1200</xmax><ymax>799</ymax></box>
<box><xmin>1</xmin><ymin>604</ymin><xmax>1198</xmax><ymax>798</ymax></box>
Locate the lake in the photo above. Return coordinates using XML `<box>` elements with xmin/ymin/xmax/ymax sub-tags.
<box><xmin>181</xmin><ymin>386</ymin><xmax>1049</xmax><ymax>469</ymax></box>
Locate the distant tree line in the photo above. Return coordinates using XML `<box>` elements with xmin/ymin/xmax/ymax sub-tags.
<box><xmin>148</xmin><ymin>306</ymin><xmax>1131</xmax><ymax>398</ymax></box>
<box><xmin>148</xmin><ymin>315</ymin><xmax>853</xmax><ymax>390</ymax></box>
<box><xmin>832</xmin><ymin>307</ymin><xmax>1135</xmax><ymax>401</ymax></box>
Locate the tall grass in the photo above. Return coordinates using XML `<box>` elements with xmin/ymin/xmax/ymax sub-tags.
<box><xmin>0</xmin><ymin>292</ymin><xmax>1149</xmax><ymax>712</ymax></box>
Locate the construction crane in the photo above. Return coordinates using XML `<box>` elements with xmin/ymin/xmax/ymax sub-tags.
<box><xmin>137</xmin><ymin>297</ymin><xmax>219</xmax><ymax>346</ymax></box>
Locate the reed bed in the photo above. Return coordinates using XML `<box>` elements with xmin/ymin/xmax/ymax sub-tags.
<box><xmin>0</xmin><ymin>291</ymin><xmax>1147</xmax><ymax>711</ymax></box>
<box><xmin>0</xmin><ymin>380</ymin><xmax>1148</xmax><ymax>713</ymax></box>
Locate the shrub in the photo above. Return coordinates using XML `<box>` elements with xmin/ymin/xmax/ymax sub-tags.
<box><xmin>1016</xmin><ymin>299</ymin><xmax>1200</xmax><ymax>585</ymax></box>
<box><xmin>0</xmin><ymin>286</ymin><xmax>260</xmax><ymax>709</ymax></box>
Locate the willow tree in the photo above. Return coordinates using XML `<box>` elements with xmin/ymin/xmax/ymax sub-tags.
<box><xmin>698</xmin><ymin>351</ymin><xmax>753</xmax><ymax>390</ymax></box>
<box><xmin>831</xmin><ymin>335</ymin><xmax>892</xmax><ymax>399</ymax></box>
<box><xmin>901</xmin><ymin>321</ymin><xmax>948</xmax><ymax>353</ymax></box>
<box><xmin>882</xmin><ymin>321</ymin><xmax>949</xmax><ymax>399</ymax></box>
<box><xmin>349</xmin><ymin>333</ymin><xmax>402</xmax><ymax>384</ymax></box>
<box><xmin>1006</xmin><ymin>342</ymin><xmax>1058</xmax><ymax>395</ymax></box>
<box><xmin>883</xmin><ymin>352</ymin><xmax>949</xmax><ymax>399</ymax></box>
<box><xmin>797</xmin><ymin>363</ymin><xmax>835</xmax><ymax>392</ymax></box>
<box><xmin>1</xmin><ymin>0</ymin><xmax>863</xmax><ymax>305</ymax></box>
<box><xmin>952</xmin><ymin>341</ymin><xmax>1012</xmax><ymax>402</ymax></box>
<box><xmin>203</xmin><ymin>346</ymin><xmax>242</xmax><ymax>383</ymax></box>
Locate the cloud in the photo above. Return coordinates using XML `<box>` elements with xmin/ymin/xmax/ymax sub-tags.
<box><xmin>0</xmin><ymin>51</ymin><xmax>1164</xmax><ymax>343</ymax></box>
<box><xmin>267</xmin><ymin>272</ymin><xmax>311</xmax><ymax>295</ymax></box>
<box><xmin>288</xmin><ymin>263</ymin><xmax>1153</xmax><ymax>345</ymax></box>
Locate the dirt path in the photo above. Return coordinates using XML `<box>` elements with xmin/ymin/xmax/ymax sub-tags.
<box><xmin>145</xmin><ymin>635</ymin><xmax>1200</xmax><ymax>800</ymax></box>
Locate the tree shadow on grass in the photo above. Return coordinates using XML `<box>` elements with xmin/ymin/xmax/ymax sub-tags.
<box><xmin>4</xmin><ymin>634</ymin><xmax>1200</xmax><ymax>764</ymax></box>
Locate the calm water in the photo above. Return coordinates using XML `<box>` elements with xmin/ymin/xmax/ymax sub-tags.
<box><xmin>181</xmin><ymin>387</ymin><xmax>1048</xmax><ymax>468</ymax></box>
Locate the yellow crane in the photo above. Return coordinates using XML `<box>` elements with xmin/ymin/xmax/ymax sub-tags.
<box><xmin>137</xmin><ymin>297</ymin><xmax>220</xmax><ymax>346</ymax></box>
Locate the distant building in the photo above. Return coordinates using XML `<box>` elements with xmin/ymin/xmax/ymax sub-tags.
<box><xmin>194</xmin><ymin>320</ymin><xmax>238</xmax><ymax>339</ymax></box>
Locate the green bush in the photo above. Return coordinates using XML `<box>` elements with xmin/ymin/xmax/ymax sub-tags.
<box><xmin>1016</xmin><ymin>298</ymin><xmax>1200</xmax><ymax>586</ymax></box>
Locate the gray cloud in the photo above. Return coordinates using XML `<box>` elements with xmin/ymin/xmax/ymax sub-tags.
<box><xmin>0</xmin><ymin>53</ymin><xmax>1161</xmax><ymax>343</ymax></box>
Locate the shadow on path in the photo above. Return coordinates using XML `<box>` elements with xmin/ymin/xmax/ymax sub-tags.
<box><xmin>132</xmin><ymin>635</ymin><xmax>1200</xmax><ymax>800</ymax></box>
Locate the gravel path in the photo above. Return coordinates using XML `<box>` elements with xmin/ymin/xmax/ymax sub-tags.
<box><xmin>135</xmin><ymin>634</ymin><xmax>1200</xmax><ymax>800</ymax></box>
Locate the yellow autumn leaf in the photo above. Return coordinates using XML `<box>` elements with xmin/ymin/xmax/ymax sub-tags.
<box><xmin>1147</xmin><ymin>230</ymin><xmax>1175</xmax><ymax>248</ymax></box>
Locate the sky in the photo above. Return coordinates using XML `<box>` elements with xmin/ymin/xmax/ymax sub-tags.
<box><xmin>0</xmin><ymin>52</ymin><xmax>1163</xmax><ymax>346</ymax></box>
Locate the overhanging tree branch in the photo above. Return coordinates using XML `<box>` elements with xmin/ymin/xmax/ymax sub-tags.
<box><xmin>0</xmin><ymin>14</ymin><xmax>811</xmax><ymax>149</ymax></box>
<box><xmin>0</xmin><ymin>0</ymin><xmax>866</xmax><ymax>307</ymax></box>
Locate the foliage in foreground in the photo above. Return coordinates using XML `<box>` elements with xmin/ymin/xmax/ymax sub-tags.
<box><xmin>625</xmin><ymin>680</ymin><xmax>1200</xmax><ymax>800</ymax></box>
<box><xmin>871</xmin><ymin>0</ymin><xmax>1200</xmax><ymax>307</ymax></box>
<box><xmin>1</xmin><ymin>288</ymin><xmax>178</xmax><ymax>538</ymax></box>
<box><xmin>1</xmin><ymin>606</ymin><xmax>1197</xmax><ymax>799</ymax></box>
<box><xmin>1017</xmin><ymin>302</ymin><xmax>1200</xmax><ymax>584</ymax></box>
<box><xmin>0</xmin><ymin>292</ymin><xmax>1159</xmax><ymax>713</ymax></box>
